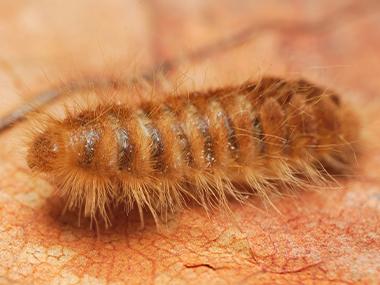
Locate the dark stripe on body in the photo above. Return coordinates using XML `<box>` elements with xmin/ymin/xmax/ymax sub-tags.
<box><xmin>162</xmin><ymin>105</ymin><xmax>193</xmax><ymax>165</ymax></box>
<box><xmin>136</xmin><ymin>110</ymin><xmax>165</xmax><ymax>171</ymax></box>
<box><xmin>187</xmin><ymin>104</ymin><xmax>215</xmax><ymax>167</ymax></box>
<box><xmin>116</xmin><ymin>128</ymin><xmax>134</xmax><ymax>171</ymax></box>
<box><xmin>236</xmin><ymin>95</ymin><xmax>265</xmax><ymax>153</ymax></box>
<box><xmin>252</xmin><ymin>116</ymin><xmax>265</xmax><ymax>153</ymax></box>
<box><xmin>82</xmin><ymin>128</ymin><xmax>100</xmax><ymax>165</ymax></box>
<box><xmin>107</xmin><ymin>112</ymin><xmax>135</xmax><ymax>171</ymax></box>
<box><xmin>210</xmin><ymin>100</ymin><xmax>239</xmax><ymax>158</ymax></box>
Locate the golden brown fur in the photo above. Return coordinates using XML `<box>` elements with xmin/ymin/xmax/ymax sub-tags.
<box><xmin>26</xmin><ymin>76</ymin><xmax>360</xmax><ymax>227</ymax></box>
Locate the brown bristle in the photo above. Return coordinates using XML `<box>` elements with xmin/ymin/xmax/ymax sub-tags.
<box><xmin>26</xmin><ymin>76</ymin><xmax>360</xmax><ymax>227</ymax></box>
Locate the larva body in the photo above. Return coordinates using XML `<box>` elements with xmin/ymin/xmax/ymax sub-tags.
<box><xmin>27</xmin><ymin>77</ymin><xmax>360</xmax><ymax>225</ymax></box>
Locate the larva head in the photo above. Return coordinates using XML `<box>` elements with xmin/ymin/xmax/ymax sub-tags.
<box><xmin>27</xmin><ymin>129</ymin><xmax>62</xmax><ymax>172</ymax></box>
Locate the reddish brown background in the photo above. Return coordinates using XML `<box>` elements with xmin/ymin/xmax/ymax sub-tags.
<box><xmin>0</xmin><ymin>1</ymin><xmax>379</xmax><ymax>284</ymax></box>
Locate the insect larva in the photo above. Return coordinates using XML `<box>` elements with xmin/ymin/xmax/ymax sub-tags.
<box><xmin>26</xmin><ymin>76</ymin><xmax>360</xmax><ymax>227</ymax></box>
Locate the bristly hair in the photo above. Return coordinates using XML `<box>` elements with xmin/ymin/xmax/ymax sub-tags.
<box><xmin>25</xmin><ymin>76</ymin><xmax>360</xmax><ymax>229</ymax></box>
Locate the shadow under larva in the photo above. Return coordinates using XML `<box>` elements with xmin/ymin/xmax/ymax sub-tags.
<box><xmin>25</xmin><ymin>75</ymin><xmax>360</xmax><ymax>229</ymax></box>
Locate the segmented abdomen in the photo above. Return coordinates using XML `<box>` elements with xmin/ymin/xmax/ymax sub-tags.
<box><xmin>29</xmin><ymin>77</ymin><xmax>358</xmax><ymax>223</ymax></box>
<box><xmin>66</xmin><ymin>77</ymin><xmax>356</xmax><ymax>182</ymax></box>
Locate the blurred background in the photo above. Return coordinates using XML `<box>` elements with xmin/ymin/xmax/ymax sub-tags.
<box><xmin>1</xmin><ymin>0</ymin><xmax>379</xmax><ymax>117</ymax></box>
<box><xmin>1</xmin><ymin>1</ymin><xmax>380</xmax><ymax>284</ymax></box>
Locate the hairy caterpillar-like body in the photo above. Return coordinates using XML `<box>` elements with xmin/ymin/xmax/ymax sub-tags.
<box><xmin>26</xmin><ymin>77</ymin><xmax>360</xmax><ymax>226</ymax></box>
